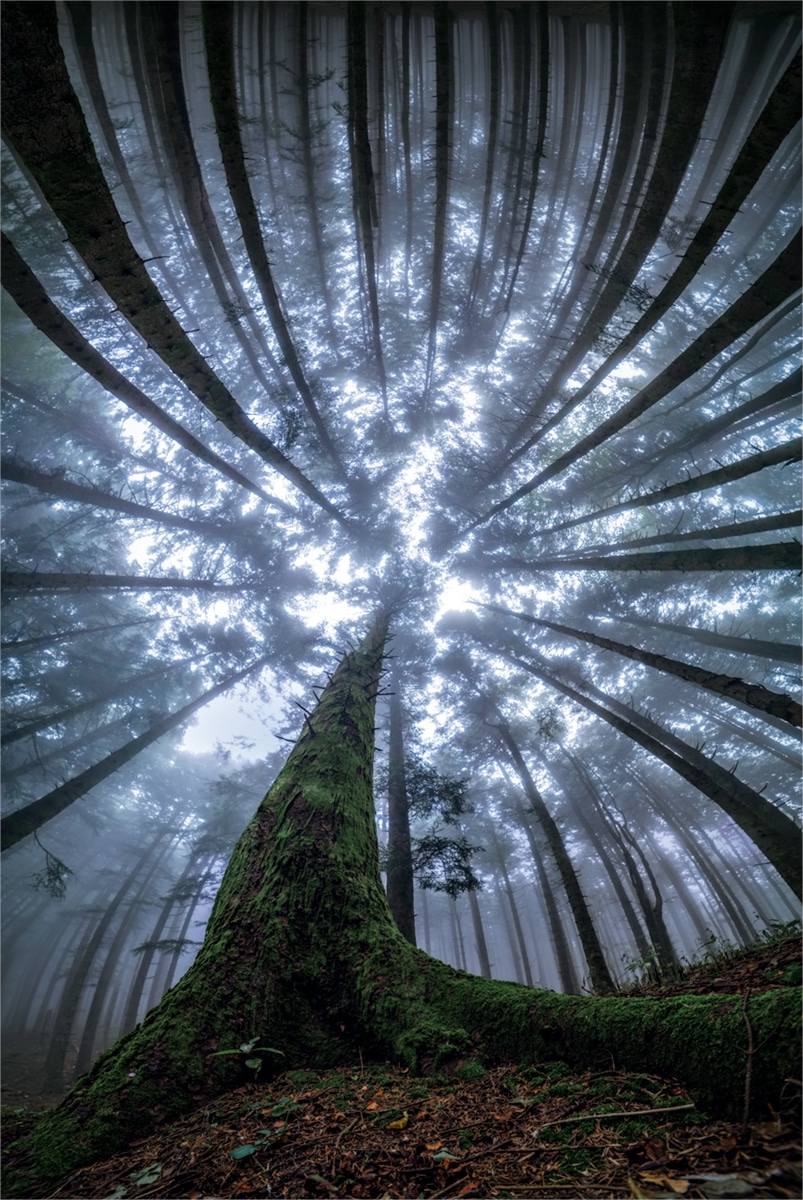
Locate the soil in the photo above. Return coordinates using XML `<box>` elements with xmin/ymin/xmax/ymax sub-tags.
<box><xmin>3</xmin><ymin>936</ymin><xmax>800</xmax><ymax>1200</ymax></box>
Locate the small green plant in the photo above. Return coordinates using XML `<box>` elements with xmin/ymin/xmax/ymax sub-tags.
<box><xmin>455</xmin><ymin>1059</ymin><xmax>486</xmax><ymax>1081</ymax></box>
<box><xmin>211</xmin><ymin>1037</ymin><xmax>283</xmax><ymax>1079</ymax></box>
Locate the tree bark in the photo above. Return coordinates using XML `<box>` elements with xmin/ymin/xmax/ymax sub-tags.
<box><xmin>482</xmin><ymin>541</ymin><xmax>802</xmax><ymax>574</ymax></box>
<box><xmin>201</xmin><ymin>2</ymin><xmax>348</xmax><ymax>480</ymax></box>
<box><xmin>473</xmin><ymin>231</ymin><xmax>802</xmax><ymax>527</ymax></box>
<box><xmin>1</xmin><ymin>3</ymin><xmax>345</xmax><ymax>523</ymax></box>
<box><xmin>386</xmin><ymin>684</ymin><xmax>416</xmax><ymax>944</ymax></box>
<box><xmin>4</xmin><ymin>616</ymin><xmax>800</xmax><ymax>1196</ymax></box>
<box><xmin>490</xmin><ymin>642</ymin><xmax>802</xmax><ymax>898</ymax></box>
<box><xmin>542</xmin><ymin>436</ymin><xmax>803</xmax><ymax>537</ymax></box>
<box><xmin>495</xmin><ymin>721</ymin><xmax>615</xmax><ymax>994</ymax></box>
<box><xmin>486</xmin><ymin>603</ymin><xmax>801</xmax><ymax>727</ymax></box>
<box><xmin>0</xmin><ymin>234</ymin><xmax>273</xmax><ymax>505</ymax></box>
<box><xmin>1</xmin><ymin>459</ymin><xmax>232</xmax><ymax>538</ymax></box>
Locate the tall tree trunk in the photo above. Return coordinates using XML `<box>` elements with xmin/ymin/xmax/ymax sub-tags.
<box><xmin>542</xmin><ymin>436</ymin><xmax>803</xmax><ymax>538</ymax></box>
<box><xmin>487</xmin><ymin>826</ymin><xmax>534</xmax><ymax>986</ymax></box>
<box><xmin>1</xmin><ymin>459</ymin><xmax>232</xmax><ymax>538</ymax></box>
<box><xmin>495</xmin><ymin>721</ymin><xmax>615</xmax><ymax>994</ymax></box>
<box><xmin>5</xmin><ymin>618</ymin><xmax>799</xmax><ymax>1196</ymax></box>
<box><xmin>1</xmin><ymin>658</ymin><xmax>268</xmax><ymax>851</ymax></box>
<box><xmin>41</xmin><ymin>829</ymin><xmax>167</xmax><ymax>1093</ymax></box>
<box><xmin>423</xmin><ymin>2</ymin><xmax>452</xmax><ymax>406</ymax></box>
<box><xmin>0</xmin><ymin>234</ymin><xmax>273</xmax><ymax>505</ymax></box>
<box><xmin>1</xmin><ymin>4</ymin><xmax>345</xmax><ymax>523</ymax></box>
<box><xmin>490</xmin><ymin>641</ymin><xmax>802</xmax><ymax>898</ymax></box>
<box><xmin>615</xmin><ymin>610</ymin><xmax>802</xmax><ymax>666</ymax></box>
<box><xmin>482</xmin><ymin>542</ymin><xmax>802</xmax><ymax>574</ymax></box>
<box><xmin>467</xmin><ymin>887</ymin><xmax>492</xmax><ymax>979</ymax></box>
<box><xmin>386</xmin><ymin>684</ymin><xmax>416</xmax><ymax>944</ymax></box>
<box><xmin>473</xmin><ymin>231</ymin><xmax>802</xmax><ymax>526</ymax></box>
<box><xmin>201</xmin><ymin>2</ymin><xmax>348</xmax><ymax>480</ymax></box>
<box><xmin>486</xmin><ymin>603</ymin><xmax>801</xmax><ymax>727</ymax></box>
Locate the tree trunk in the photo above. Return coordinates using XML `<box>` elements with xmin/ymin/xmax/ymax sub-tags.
<box><xmin>5</xmin><ymin>617</ymin><xmax>800</xmax><ymax>1196</ymax></box>
<box><xmin>495</xmin><ymin>722</ymin><xmax>615</xmax><ymax>994</ymax></box>
<box><xmin>385</xmin><ymin>684</ymin><xmax>416</xmax><ymax>944</ymax></box>
<box><xmin>493</xmin><ymin>643</ymin><xmax>802</xmax><ymax>898</ymax></box>
<box><xmin>473</xmin><ymin>231</ymin><xmax>803</xmax><ymax>527</ymax></box>
<box><xmin>1</xmin><ymin>658</ymin><xmax>268</xmax><ymax>851</ymax></box>
<box><xmin>506</xmin><ymin>542</ymin><xmax>802</xmax><ymax>574</ymax></box>
<box><xmin>1</xmin><ymin>570</ymin><xmax>232</xmax><ymax>595</ymax></box>
<box><xmin>467</xmin><ymin>887</ymin><xmax>492</xmax><ymax>978</ymax></box>
<box><xmin>542</xmin><ymin>436</ymin><xmax>803</xmax><ymax>538</ymax></box>
<box><xmin>0</xmin><ymin>233</ymin><xmax>272</xmax><ymax>505</ymax></box>
<box><xmin>201</xmin><ymin>2</ymin><xmax>347</xmax><ymax>481</ymax></box>
<box><xmin>617</xmin><ymin>610</ymin><xmax>801</xmax><ymax>666</ymax></box>
<box><xmin>1</xmin><ymin>458</ymin><xmax>231</xmax><ymax>538</ymax></box>
<box><xmin>1</xmin><ymin>3</ymin><xmax>345</xmax><ymax>522</ymax></box>
<box><xmin>488</xmin><ymin>603</ymin><xmax>801</xmax><ymax>727</ymax></box>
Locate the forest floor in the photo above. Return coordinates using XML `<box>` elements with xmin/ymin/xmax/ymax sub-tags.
<box><xmin>3</xmin><ymin>934</ymin><xmax>800</xmax><ymax>1200</ymax></box>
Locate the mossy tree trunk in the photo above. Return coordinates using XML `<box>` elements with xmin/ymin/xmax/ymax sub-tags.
<box><xmin>5</xmin><ymin>615</ymin><xmax>801</xmax><ymax>1196</ymax></box>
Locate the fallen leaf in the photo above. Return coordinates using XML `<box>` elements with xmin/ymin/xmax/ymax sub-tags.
<box><xmin>386</xmin><ymin>1112</ymin><xmax>409</xmax><ymax>1130</ymax></box>
<box><xmin>426</xmin><ymin>1141</ymin><xmax>443</xmax><ymax>1152</ymax></box>
<box><xmin>366</xmin><ymin>1101</ymin><xmax>379</xmax><ymax>1111</ymax></box>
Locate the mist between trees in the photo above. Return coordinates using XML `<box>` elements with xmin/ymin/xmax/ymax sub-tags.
<box><xmin>0</xmin><ymin>0</ymin><xmax>800</xmax><ymax>1163</ymax></box>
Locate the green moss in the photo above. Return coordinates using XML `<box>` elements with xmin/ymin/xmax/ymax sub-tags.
<box><xmin>455</xmin><ymin>1060</ymin><xmax>486</xmax><ymax>1081</ymax></box>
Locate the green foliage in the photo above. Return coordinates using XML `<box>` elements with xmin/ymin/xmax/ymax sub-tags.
<box><xmin>455</xmin><ymin>1059</ymin><xmax>486</xmax><ymax>1081</ymax></box>
<box><xmin>30</xmin><ymin>834</ymin><xmax>74</xmax><ymax>900</ymax></box>
<box><xmin>412</xmin><ymin>832</ymin><xmax>483</xmax><ymax>897</ymax></box>
<box><xmin>210</xmin><ymin>1037</ymin><xmax>284</xmax><ymax>1080</ymax></box>
<box><xmin>405</xmin><ymin>757</ymin><xmax>471</xmax><ymax>823</ymax></box>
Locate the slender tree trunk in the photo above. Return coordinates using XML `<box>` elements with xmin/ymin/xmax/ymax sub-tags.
<box><xmin>467</xmin><ymin>887</ymin><xmax>492</xmax><ymax>978</ymax></box>
<box><xmin>492</xmin><ymin>642</ymin><xmax>802</xmax><ymax>897</ymax></box>
<box><xmin>495</xmin><ymin>722</ymin><xmax>615</xmax><ymax>993</ymax></box>
<box><xmin>486</xmin><ymin>603</ymin><xmax>801</xmax><ymax>727</ymax></box>
<box><xmin>1</xmin><ymin>570</ymin><xmax>233</xmax><ymax>595</ymax></box>
<box><xmin>1</xmin><ymin>459</ymin><xmax>232</xmax><ymax>538</ymax></box>
<box><xmin>474</xmin><ymin>232</ymin><xmax>803</xmax><ymax>525</ymax></box>
<box><xmin>41</xmin><ymin>830</ymin><xmax>167</xmax><ymax>1092</ymax></box>
<box><xmin>487</xmin><ymin>827</ymin><xmax>533</xmax><ymax>986</ymax></box>
<box><xmin>1</xmin><ymin>658</ymin><xmax>269</xmax><ymax>851</ymax></box>
<box><xmin>0</xmin><ymin>234</ymin><xmax>272</xmax><ymax>505</ymax></box>
<box><xmin>1</xmin><ymin>4</ymin><xmax>345</xmax><ymax>522</ymax></box>
<box><xmin>386</xmin><ymin>685</ymin><xmax>416</xmax><ymax>944</ymax></box>
<box><xmin>542</xmin><ymin>437</ymin><xmax>803</xmax><ymax>538</ymax></box>
<box><xmin>498</xmin><ymin>542</ymin><xmax>802</xmax><ymax>574</ymax></box>
<box><xmin>202</xmin><ymin>2</ymin><xmax>347</xmax><ymax>480</ymax></box>
<box><xmin>616</xmin><ymin>611</ymin><xmax>801</xmax><ymax>667</ymax></box>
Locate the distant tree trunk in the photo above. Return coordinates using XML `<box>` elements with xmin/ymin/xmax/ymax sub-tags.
<box><xmin>507</xmin><ymin>542</ymin><xmax>802</xmax><ymax>574</ymax></box>
<box><xmin>347</xmin><ymin>1</ymin><xmax>388</xmax><ymax>414</ymax></box>
<box><xmin>0</xmin><ymin>618</ymin><xmax>156</xmax><ymax>658</ymax></box>
<box><xmin>493</xmin><ymin>643</ymin><xmax>802</xmax><ymax>898</ymax></box>
<box><xmin>423</xmin><ymin>2</ymin><xmax>453</xmax><ymax>405</ymax></box>
<box><xmin>487</xmin><ymin>826</ymin><xmax>534</xmax><ymax>986</ymax></box>
<box><xmin>1</xmin><ymin>658</ymin><xmax>269</xmax><ymax>851</ymax></box>
<box><xmin>386</xmin><ymin>684</ymin><xmax>416</xmax><ymax>944</ymax></box>
<box><xmin>475</xmin><ymin>231</ymin><xmax>802</xmax><ymax>524</ymax></box>
<box><xmin>202</xmin><ymin>2</ymin><xmax>348</xmax><ymax>480</ymax></box>
<box><xmin>448</xmin><ymin>897</ymin><xmax>467</xmax><ymax>971</ymax></box>
<box><xmin>1</xmin><ymin>4</ymin><xmax>345</xmax><ymax>521</ymax></box>
<box><xmin>543</xmin><ymin>754</ymin><xmax>656</xmax><ymax>968</ymax></box>
<box><xmin>2</xmin><ymin>714</ymin><xmax>135</xmax><ymax>783</ymax></box>
<box><xmin>534</xmin><ymin>48</ymin><xmax>802</xmax><ymax>447</ymax></box>
<box><xmin>671</xmin><ymin>368</ymin><xmax>801</xmax><ymax>457</ymax></box>
<box><xmin>119</xmin><ymin>853</ymin><xmax>207</xmax><ymax>1036</ymax></box>
<box><xmin>495</xmin><ymin>721</ymin><xmax>615</xmax><ymax>994</ymax></box>
<box><xmin>1</xmin><ymin>459</ymin><xmax>232</xmax><ymax>538</ymax></box>
<box><xmin>5</xmin><ymin>616</ymin><xmax>799</xmax><ymax>1197</ymax></box>
<box><xmin>2</xmin><ymin>660</ymin><xmax>184</xmax><ymax>747</ymax></box>
<box><xmin>0</xmin><ymin>234</ymin><xmax>272</xmax><ymax>505</ymax></box>
<box><xmin>465</xmin><ymin>0</ymin><xmax>499</xmax><ymax>319</ymax></box>
<box><xmin>42</xmin><ymin>829</ymin><xmax>167</xmax><ymax>1093</ymax></box>
<box><xmin>467</xmin><ymin>887</ymin><xmax>492</xmax><ymax>978</ymax></box>
<box><xmin>617</xmin><ymin>611</ymin><xmax>802</xmax><ymax>666</ymax></box>
<box><xmin>488</xmin><ymin>603</ymin><xmax>801</xmax><ymax>727</ymax></box>
<box><xmin>508</xmin><ymin>794</ymin><xmax>580</xmax><ymax>994</ymax></box>
<box><xmin>72</xmin><ymin>839</ymin><xmax>181</xmax><ymax>1079</ymax></box>
<box><xmin>542</xmin><ymin>436</ymin><xmax>803</xmax><ymax>538</ymax></box>
<box><xmin>572</xmin><ymin>512</ymin><xmax>803</xmax><ymax>555</ymax></box>
<box><xmin>1</xmin><ymin>570</ymin><xmax>232</xmax><ymax>595</ymax></box>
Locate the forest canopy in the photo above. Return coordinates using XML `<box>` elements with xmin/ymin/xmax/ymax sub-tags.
<box><xmin>1</xmin><ymin>0</ymin><xmax>801</xmax><ymax>1114</ymax></box>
